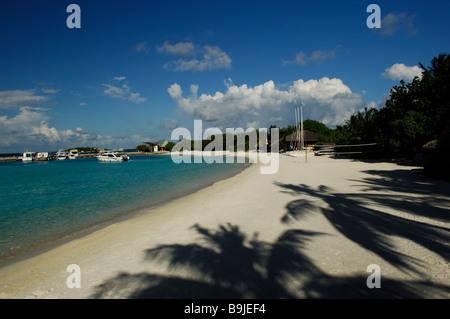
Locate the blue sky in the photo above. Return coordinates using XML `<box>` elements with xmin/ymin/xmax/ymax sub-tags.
<box><xmin>0</xmin><ymin>0</ymin><xmax>449</xmax><ymax>152</ymax></box>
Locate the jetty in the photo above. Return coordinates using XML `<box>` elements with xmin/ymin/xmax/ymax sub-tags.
<box><xmin>0</xmin><ymin>155</ymin><xmax>21</xmax><ymax>162</ymax></box>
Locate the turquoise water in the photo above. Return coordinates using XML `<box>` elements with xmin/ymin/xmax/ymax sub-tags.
<box><xmin>0</xmin><ymin>155</ymin><xmax>248</xmax><ymax>263</ymax></box>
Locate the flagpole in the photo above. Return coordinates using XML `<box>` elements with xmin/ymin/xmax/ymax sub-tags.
<box><xmin>296</xmin><ymin>107</ymin><xmax>300</xmax><ymax>151</ymax></box>
<box><xmin>295</xmin><ymin>107</ymin><xmax>298</xmax><ymax>150</ymax></box>
<box><xmin>293</xmin><ymin>108</ymin><xmax>297</xmax><ymax>151</ymax></box>
<box><xmin>301</xmin><ymin>104</ymin><xmax>307</xmax><ymax>163</ymax></box>
<box><xmin>300</xmin><ymin>105</ymin><xmax>304</xmax><ymax>150</ymax></box>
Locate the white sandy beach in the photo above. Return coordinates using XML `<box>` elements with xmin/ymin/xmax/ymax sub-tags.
<box><xmin>0</xmin><ymin>154</ymin><xmax>449</xmax><ymax>299</ymax></box>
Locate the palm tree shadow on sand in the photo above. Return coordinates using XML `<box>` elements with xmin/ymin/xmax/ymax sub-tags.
<box><xmin>92</xmin><ymin>223</ymin><xmax>324</xmax><ymax>298</ymax></box>
<box><xmin>91</xmin><ymin>164</ymin><xmax>450</xmax><ymax>299</ymax></box>
<box><xmin>92</xmin><ymin>220</ymin><xmax>449</xmax><ymax>298</ymax></box>
<box><xmin>277</xmin><ymin>183</ymin><xmax>450</xmax><ymax>273</ymax></box>
<box><xmin>273</xmin><ymin>167</ymin><xmax>450</xmax><ymax>298</ymax></box>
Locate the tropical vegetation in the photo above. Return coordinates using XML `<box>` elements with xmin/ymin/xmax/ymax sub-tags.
<box><xmin>138</xmin><ymin>53</ymin><xmax>449</xmax><ymax>179</ymax></box>
<box><xmin>281</xmin><ymin>53</ymin><xmax>450</xmax><ymax>179</ymax></box>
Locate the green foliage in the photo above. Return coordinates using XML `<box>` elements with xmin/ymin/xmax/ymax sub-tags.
<box><xmin>303</xmin><ymin>119</ymin><xmax>332</xmax><ymax>139</ymax></box>
<box><xmin>344</xmin><ymin>107</ymin><xmax>379</xmax><ymax>144</ymax></box>
<box><xmin>329</xmin><ymin>125</ymin><xmax>351</xmax><ymax>145</ymax></box>
<box><xmin>271</xmin><ymin>53</ymin><xmax>449</xmax><ymax>164</ymax></box>
<box><xmin>270</xmin><ymin>124</ymin><xmax>295</xmax><ymax>151</ymax></box>
<box><xmin>376</xmin><ymin>53</ymin><xmax>449</xmax><ymax>157</ymax></box>
<box><xmin>138</xmin><ymin>53</ymin><xmax>449</xmax><ymax>167</ymax></box>
<box><xmin>165</xmin><ymin>142</ymin><xmax>176</xmax><ymax>151</ymax></box>
<box><xmin>306</xmin><ymin>53</ymin><xmax>449</xmax><ymax>161</ymax></box>
<box><xmin>66</xmin><ymin>147</ymin><xmax>100</xmax><ymax>153</ymax></box>
<box><xmin>136</xmin><ymin>144</ymin><xmax>149</xmax><ymax>152</ymax></box>
<box><xmin>388</xmin><ymin>111</ymin><xmax>426</xmax><ymax>156</ymax></box>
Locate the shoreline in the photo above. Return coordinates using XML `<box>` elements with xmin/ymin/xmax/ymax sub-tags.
<box><xmin>0</xmin><ymin>155</ymin><xmax>252</xmax><ymax>266</ymax></box>
<box><xmin>0</xmin><ymin>155</ymin><xmax>449</xmax><ymax>298</ymax></box>
<box><xmin>0</xmin><ymin>157</ymin><xmax>262</xmax><ymax>298</ymax></box>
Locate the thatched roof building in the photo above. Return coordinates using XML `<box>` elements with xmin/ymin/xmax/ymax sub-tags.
<box><xmin>285</xmin><ymin>130</ymin><xmax>319</xmax><ymax>148</ymax></box>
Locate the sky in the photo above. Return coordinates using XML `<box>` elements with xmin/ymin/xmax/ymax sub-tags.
<box><xmin>0</xmin><ymin>0</ymin><xmax>449</xmax><ymax>153</ymax></box>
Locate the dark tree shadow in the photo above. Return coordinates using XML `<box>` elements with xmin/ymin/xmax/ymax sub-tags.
<box><xmin>92</xmin><ymin>273</ymin><xmax>243</xmax><ymax>299</ymax></box>
<box><xmin>352</xmin><ymin>168</ymin><xmax>450</xmax><ymax>223</ymax></box>
<box><xmin>91</xmin><ymin>160</ymin><xmax>450</xmax><ymax>299</ymax></box>
<box><xmin>301</xmin><ymin>274</ymin><xmax>450</xmax><ymax>298</ymax></box>
<box><xmin>92</xmin><ymin>222</ymin><xmax>449</xmax><ymax>299</ymax></box>
<box><xmin>277</xmin><ymin>182</ymin><xmax>450</xmax><ymax>273</ymax></box>
<box><xmin>148</xmin><ymin>224</ymin><xmax>333</xmax><ymax>298</ymax></box>
<box><xmin>356</xmin><ymin>168</ymin><xmax>450</xmax><ymax>196</ymax></box>
<box><xmin>92</xmin><ymin>223</ymin><xmax>324</xmax><ymax>299</ymax></box>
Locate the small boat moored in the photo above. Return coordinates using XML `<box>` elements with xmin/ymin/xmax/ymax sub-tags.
<box><xmin>96</xmin><ymin>152</ymin><xmax>129</xmax><ymax>162</ymax></box>
<box><xmin>56</xmin><ymin>150</ymin><xmax>68</xmax><ymax>160</ymax></box>
<box><xmin>22</xmin><ymin>152</ymin><xmax>34</xmax><ymax>162</ymax></box>
<box><xmin>68</xmin><ymin>149</ymin><xmax>79</xmax><ymax>160</ymax></box>
<box><xmin>36</xmin><ymin>152</ymin><xmax>50</xmax><ymax>161</ymax></box>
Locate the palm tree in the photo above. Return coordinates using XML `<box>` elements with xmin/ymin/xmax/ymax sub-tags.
<box><xmin>345</xmin><ymin>106</ymin><xmax>378</xmax><ymax>143</ymax></box>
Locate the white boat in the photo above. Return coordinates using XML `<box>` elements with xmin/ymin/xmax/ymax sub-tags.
<box><xmin>96</xmin><ymin>152</ymin><xmax>129</xmax><ymax>162</ymax></box>
<box><xmin>22</xmin><ymin>152</ymin><xmax>34</xmax><ymax>162</ymax></box>
<box><xmin>36</xmin><ymin>152</ymin><xmax>49</xmax><ymax>161</ymax></box>
<box><xmin>56</xmin><ymin>149</ymin><xmax>68</xmax><ymax>160</ymax></box>
<box><xmin>68</xmin><ymin>149</ymin><xmax>79</xmax><ymax>159</ymax></box>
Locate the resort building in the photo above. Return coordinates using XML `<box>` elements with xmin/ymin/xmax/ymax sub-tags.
<box><xmin>285</xmin><ymin>130</ymin><xmax>319</xmax><ymax>150</ymax></box>
<box><xmin>138</xmin><ymin>140</ymin><xmax>170</xmax><ymax>153</ymax></box>
<box><xmin>146</xmin><ymin>142</ymin><xmax>159</xmax><ymax>153</ymax></box>
<box><xmin>157</xmin><ymin>140</ymin><xmax>169</xmax><ymax>152</ymax></box>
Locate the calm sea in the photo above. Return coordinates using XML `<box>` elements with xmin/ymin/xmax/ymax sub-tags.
<box><xmin>0</xmin><ymin>155</ymin><xmax>248</xmax><ymax>263</ymax></box>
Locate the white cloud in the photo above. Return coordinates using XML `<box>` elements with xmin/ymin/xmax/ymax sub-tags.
<box><xmin>0</xmin><ymin>106</ymin><xmax>58</xmax><ymax>147</ymax></box>
<box><xmin>382</xmin><ymin>63</ymin><xmax>423</xmax><ymax>81</ymax></box>
<box><xmin>0</xmin><ymin>89</ymin><xmax>47</xmax><ymax>109</ymax></box>
<box><xmin>167</xmin><ymin>83</ymin><xmax>183</xmax><ymax>99</ymax></box>
<box><xmin>157</xmin><ymin>118</ymin><xmax>179</xmax><ymax>130</ymax></box>
<box><xmin>309</xmin><ymin>48</ymin><xmax>338</xmax><ymax>62</ymax></box>
<box><xmin>34</xmin><ymin>120</ymin><xmax>61</xmax><ymax>144</ymax></box>
<box><xmin>283</xmin><ymin>45</ymin><xmax>342</xmax><ymax>66</ymax></box>
<box><xmin>103</xmin><ymin>84</ymin><xmax>125</xmax><ymax>99</ymax></box>
<box><xmin>168</xmin><ymin>77</ymin><xmax>364</xmax><ymax>128</ymax></box>
<box><xmin>156</xmin><ymin>41</ymin><xmax>195</xmax><ymax>56</ymax></box>
<box><xmin>134</xmin><ymin>42</ymin><xmax>150</xmax><ymax>53</ymax></box>
<box><xmin>283</xmin><ymin>52</ymin><xmax>307</xmax><ymax>66</ymax></box>
<box><xmin>59</xmin><ymin>127</ymin><xmax>106</xmax><ymax>145</ymax></box>
<box><xmin>128</xmin><ymin>93</ymin><xmax>145</xmax><ymax>103</ymax></box>
<box><xmin>158</xmin><ymin>42</ymin><xmax>232</xmax><ymax>72</ymax></box>
<box><xmin>102</xmin><ymin>78</ymin><xmax>146</xmax><ymax>103</ymax></box>
<box><xmin>0</xmin><ymin>106</ymin><xmax>150</xmax><ymax>151</ymax></box>
<box><xmin>41</xmin><ymin>88</ymin><xmax>60</xmax><ymax>94</ymax></box>
<box><xmin>378</xmin><ymin>12</ymin><xmax>418</xmax><ymax>36</ymax></box>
